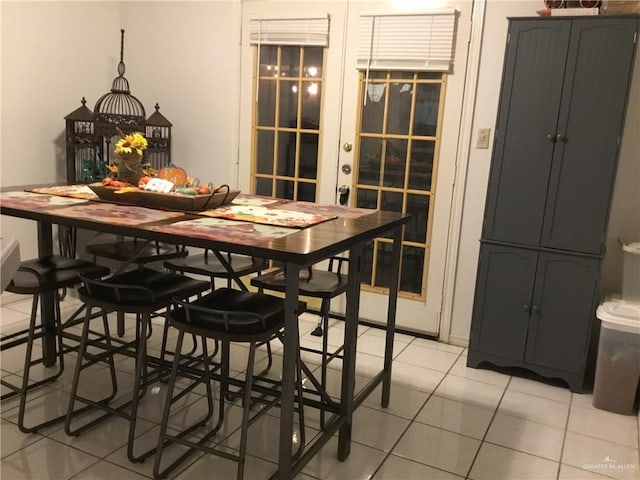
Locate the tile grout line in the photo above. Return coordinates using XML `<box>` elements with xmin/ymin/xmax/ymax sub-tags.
<box><xmin>463</xmin><ymin>374</ymin><xmax>513</xmax><ymax>480</ymax></box>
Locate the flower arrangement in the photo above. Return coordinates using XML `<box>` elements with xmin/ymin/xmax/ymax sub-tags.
<box><xmin>114</xmin><ymin>129</ymin><xmax>148</xmax><ymax>184</ymax></box>
<box><xmin>114</xmin><ymin>131</ymin><xmax>148</xmax><ymax>157</ymax></box>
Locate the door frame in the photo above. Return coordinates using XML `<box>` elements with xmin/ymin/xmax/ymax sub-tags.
<box><xmin>439</xmin><ymin>0</ymin><xmax>486</xmax><ymax>344</ymax></box>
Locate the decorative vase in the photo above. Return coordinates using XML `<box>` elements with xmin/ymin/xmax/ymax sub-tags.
<box><xmin>117</xmin><ymin>153</ymin><xmax>143</xmax><ymax>185</ymax></box>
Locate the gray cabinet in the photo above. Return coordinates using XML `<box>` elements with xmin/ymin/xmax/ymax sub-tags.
<box><xmin>468</xmin><ymin>16</ymin><xmax>638</xmax><ymax>392</ymax></box>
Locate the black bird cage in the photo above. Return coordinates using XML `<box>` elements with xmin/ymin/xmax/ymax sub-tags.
<box><xmin>65</xmin><ymin>29</ymin><xmax>172</xmax><ymax>183</ymax></box>
<box><xmin>145</xmin><ymin>103</ymin><xmax>173</xmax><ymax>172</ymax></box>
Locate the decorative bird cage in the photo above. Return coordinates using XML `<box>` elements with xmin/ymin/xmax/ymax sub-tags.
<box><xmin>145</xmin><ymin>103</ymin><xmax>173</xmax><ymax>171</ymax></box>
<box><xmin>64</xmin><ymin>98</ymin><xmax>102</xmax><ymax>184</ymax></box>
<box><xmin>65</xmin><ymin>29</ymin><xmax>172</xmax><ymax>183</ymax></box>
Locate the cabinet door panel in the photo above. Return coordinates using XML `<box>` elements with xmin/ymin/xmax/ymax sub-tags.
<box><xmin>483</xmin><ymin>21</ymin><xmax>571</xmax><ymax>246</ymax></box>
<box><xmin>542</xmin><ymin>18</ymin><xmax>639</xmax><ymax>254</ymax></box>
<box><xmin>470</xmin><ymin>244</ymin><xmax>537</xmax><ymax>361</ymax></box>
<box><xmin>525</xmin><ymin>253</ymin><xmax>598</xmax><ymax>373</ymax></box>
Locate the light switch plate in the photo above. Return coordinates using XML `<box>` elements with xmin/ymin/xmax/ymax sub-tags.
<box><xmin>476</xmin><ymin>128</ymin><xmax>491</xmax><ymax>149</ymax></box>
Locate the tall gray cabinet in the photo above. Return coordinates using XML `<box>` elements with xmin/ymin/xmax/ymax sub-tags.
<box><xmin>467</xmin><ymin>16</ymin><xmax>639</xmax><ymax>392</ymax></box>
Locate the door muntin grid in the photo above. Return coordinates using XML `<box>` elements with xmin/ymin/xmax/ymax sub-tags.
<box><xmin>355</xmin><ymin>71</ymin><xmax>445</xmax><ymax>299</ymax></box>
<box><xmin>252</xmin><ymin>45</ymin><xmax>324</xmax><ymax>201</ymax></box>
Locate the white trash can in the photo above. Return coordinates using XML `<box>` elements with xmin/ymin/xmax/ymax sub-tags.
<box><xmin>592</xmin><ymin>299</ymin><xmax>640</xmax><ymax>415</ymax></box>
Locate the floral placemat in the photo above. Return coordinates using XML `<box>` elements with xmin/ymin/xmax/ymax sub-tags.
<box><xmin>0</xmin><ymin>191</ymin><xmax>89</xmax><ymax>210</ymax></box>
<box><xmin>28</xmin><ymin>185</ymin><xmax>98</xmax><ymax>199</ymax></box>
<box><xmin>199</xmin><ymin>204</ymin><xmax>336</xmax><ymax>228</ymax></box>
<box><xmin>146</xmin><ymin>217</ymin><xmax>297</xmax><ymax>244</ymax></box>
<box><xmin>231</xmin><ymin>193</ymin><xmax>286</xmax><ymax>207</ymax></box>
<box><xmin>43</xmin><ymin>202</ymin><xmax>185</xmax><ymax>226</ymax></box>
<box><xmin>278</xmin><ymin>201</ymin><xmax>374</xmax><ymax>219</ymax></box>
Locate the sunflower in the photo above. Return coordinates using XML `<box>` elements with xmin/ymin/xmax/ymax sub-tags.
<box><xmin>114</xmin><ymin>132</ymin><xmax>148</xmax><ymax>156</ymax></box>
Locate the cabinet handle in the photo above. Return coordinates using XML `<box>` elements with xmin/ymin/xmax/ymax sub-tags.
<box><xmin>523</xmin><ymin>304</ymin><xmax>530</xmax><ymax>312</ymax></box>
<box><xmin>556</xmin><ymin>134</ymin><xmax>567</xmax><ymax>143</ymax></box>
<box><xmin>531</xmin><ymin>305</ymin><xmax>539</xmax><ymax>313</ymax></box>
<box><xmin>546</xmin><ymin>134</ymin><xmax>556</xmax><ymax>142</ymax></box>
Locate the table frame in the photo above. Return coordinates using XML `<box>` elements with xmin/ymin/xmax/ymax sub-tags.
<box><xmin>1</xmin><ymin>189</ymin><xmax>409</xmax><ymax>479</ymax></box>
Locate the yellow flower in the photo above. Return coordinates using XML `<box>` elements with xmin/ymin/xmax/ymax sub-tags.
<box><xmin>114</xmin><ymin>132</ymin><xmax>148</xmax><ymax>156</ymax></box>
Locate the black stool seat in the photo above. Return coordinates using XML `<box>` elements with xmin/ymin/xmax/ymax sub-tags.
<box><xmin>251</xmin><ymin>268</ymin><xmax>348</xmax><ymax>299</ymax></box>
<box><xmin>6</xmin><ymin>255</ymin><xmax>110</xmax><ymax>294</ymax></box>
<box><xmin>78</xmin><ymin>268</ymin><xmax>209</xmax><ymax>310</ymax></box>
<box><xmin>86</xmin><ymin>240</ymin><xmax>187</xmax><ymax>265</ymax></box>
<box><xmin>171</xmin><ymin>288</ymin><xmax>304</xmax><ymax>339</ymax></box>
<box><xmin>165</xmin><ymin>253</ymin><xmax>267</xmax><ymax>279</ymax></box>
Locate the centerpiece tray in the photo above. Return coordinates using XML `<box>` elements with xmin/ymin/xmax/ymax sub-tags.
<box><xmin>88</xmin><ymin>184</ymin><xmax>239</xmax><ymax>212</ymax></box>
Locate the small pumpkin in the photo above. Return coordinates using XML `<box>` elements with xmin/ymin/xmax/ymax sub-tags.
<box><xmin>158</xmin><ymin>166</ymin><xmax>187</xmax><ymax>186</ymax></box>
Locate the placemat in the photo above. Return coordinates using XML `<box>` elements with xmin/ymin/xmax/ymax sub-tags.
<box><xmin>278</xmin><ymin>201</ymin><xmax>374</xmax><ymax>219</ymax></box>
<box><xmin>231</xmin><ymin>193</ymin><xmax>286</xmax><ymax>207</ymax></box>
<box><xmin>44</xmin><ymin>202</ymin><xmax>184</xmax><ymax>226</ymax></box>
<box><xmin>200</xmin><ymin>205</ymin><xmax>336</xmax><ymax>228</ymax></box>
<box><xmin>28</xmin><ymin>185</ymin><xmax>98</xmax><ymax>199</ymax></box>
<box><xmin>146</xmin><ymin>217</ymin><xmax>297</xmax><ymax>244</ymax></box>
<box><xmin>0</xmin><ymin>191</ymin><xmax>89</xmax><ymax>210</ymax></box>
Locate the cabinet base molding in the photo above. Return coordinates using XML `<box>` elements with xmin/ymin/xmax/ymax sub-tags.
<box><xmin>467</xmin><ymin>349</ymin><xmax>589</xmax><ymax>393</ymax></box>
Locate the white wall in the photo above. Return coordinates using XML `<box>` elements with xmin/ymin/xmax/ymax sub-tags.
<box><xmin>2</xmin><ymin>0</ymin><xmax>638</xmax><ymax>343</ymax></box>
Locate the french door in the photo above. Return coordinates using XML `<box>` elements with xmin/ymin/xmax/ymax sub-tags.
<box><xmin>238</xmin><ymin>0</ymin><xmax>473</xmax><ymax>336</ymax></box>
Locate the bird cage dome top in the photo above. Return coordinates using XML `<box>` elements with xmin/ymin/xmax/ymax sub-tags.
<box><xmin>94</xmin><ymin>29</ymin><xmax>145</xmax><ymax>120</ymax></box>
<box><xmin>65</xmin><ymin>97</ymin><xmax>94</xmax><ymax>122</ymax></box>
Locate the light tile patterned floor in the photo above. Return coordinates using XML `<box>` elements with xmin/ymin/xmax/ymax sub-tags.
<box><xmin>1</xmin><ymin>291</ymin><xmax>639</xmax><ymax>480</ymax></box>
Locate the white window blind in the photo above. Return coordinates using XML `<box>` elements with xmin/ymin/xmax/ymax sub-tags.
<box><xmin>357</xmin><ymin>9</ymin><xmax>457</xmax><ymax>72</ymax></box>
<box><xmin>249</xmin><ymin>15</ymin><xmax>330</xmax><ymax>47</ymax></box>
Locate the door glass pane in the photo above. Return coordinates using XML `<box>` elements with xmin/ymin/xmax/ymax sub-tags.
<box><xmin>303</xmin><ymin>47</ymin><xmax>323</xmax><ymax>78</ymax></box>
<box><xmin>387</xmin><ymin>82</ymin><xmax>412</xmax><ymax>135</ymax></box>
<box><xmin>281</xmin><ymin>47</ymin><xmax>300</xmax><ymax>77</ymax></box>
<box><xmin>256</xmin><ymin>130</ymin><xmax>274</xmax><ymax>175</ymax></box>
<box><xmin>361</xmin><ymin>84</ymin><xmax>385</xmax><ymax>134</ymax></box>
<box><xmin>374</xmin><ymin>242</ymin><xmax>394</xmax><ymax>289</ymax></box>
<box><xmin>299</xmin><ymin>132</ymin><xmax>318</xmax><ymax>179</ymax></box>
<box><xmin>276</xmin><ymin>179</ymin><xmax>294</xmax><ymax>199</ymax></box>
<box><xmin>405</xmin><ymin>194</ymin><xmax>429</xmax><ymax>243</ymax></box>
<box><xmin>356</xmin><ymin>188</ymin><xmax>378</xmax><ymax>209</ymax></box>
<box><xmin>381</xmin><ymin>191</ymin><xmax>403</xmax><ymax>213</ymax></box>
<box><xmin>408</xmin><ymin>140</ymin><xmax>434</xmax><ymax>191</ymax></box>
<box><xmin>383</xmin><ymin>139</ymin><xmax>407</xmax><ymax>188</ymax></box>
<box><xmin>357</xmin><ymin>137</ymin><xmax>382</xmax><ymax>186</ymax></box>
<box><xmin>413</xmin><ymin>84</ymin><xmax>440</xmax><ymax>136</ymax></box>
<box><xmin>277</xmin><ymin>131</ymin><xmax>296</xmax><ymax>176</ymax></box>
<box><xmin>400</xmin><ymin>246</ymin><xmax>424</xmax><ymax>294</ymax></box>
<box><xmin>301</xmin><ymin>81</ymin><xmax>321</xmax><ymax>126</ymax></box>
<box><xmin>257</xmin><ymin>80</ymin><xmax>277</xmax><ymax>127</ymax></box>
<box><xmin>279</xmin><ymin>80</ymin><xmax>298</xmax><ymax>128</ymax></box>
<box><xmin>259</xmin><ymin>46</ymin><xmax>278</xmax><ymax>76</ymax></box>
<box><xmin>255</xmin><ymin>177</ymin><xmax>272</xmax><ymax>196</ymax></box>
<box><xmin>297</xmin><ymin>182</ymin><xmax>316</xmax><ymax>202</ymax></box>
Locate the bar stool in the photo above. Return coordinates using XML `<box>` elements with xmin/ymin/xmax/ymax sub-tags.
<box><xmin>64</xmin><ymin>268</ymin><xmax>210</xmax><ymax>463</ymax></box>
<box><xmin>1</xmin><ymin>255</ymin><xmax>111</xmax><ymax>433</ymax></box>
<box><xmin>250</xmin><ymin>256</ymin><xmax>348</xmax><ymax>427</ymax></box>
<box><xmin>153</xmin><ymin>288</ymin><xmax>306</xmax><ymax>480</ymax></box>
<box><xmin>163</xmin><ymin>251</ymin><xmax>272</xmax><ymax>372</ymax></box>
<box><xmin>86</xmin><ymin>238</ymin><xmax>188</xmax><ymax>337</ymax></box>
<box><xmin>164</xmin><ymin>250</ymin><xmax>268</xmax><ymax>290</ymax></box>
<box><xmin>86</xmin><ymin>239</ymin><xmax>188</xmax><ymax>268</ymax></box>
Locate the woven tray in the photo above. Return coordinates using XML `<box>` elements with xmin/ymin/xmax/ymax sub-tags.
<box><xmin>88</xmin><ymin>184</ymin><xmax>239</xmax><ymax>212</ymax></box>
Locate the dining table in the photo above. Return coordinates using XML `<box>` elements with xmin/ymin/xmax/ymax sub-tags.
<box><xmin>0</xmin><ymin>184</ymin><xmax>410</xmax><ymax>479</ymax></box>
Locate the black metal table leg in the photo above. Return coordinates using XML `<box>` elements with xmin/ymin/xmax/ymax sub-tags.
<box><xmin>382</xmin><ymin>226</ymin><xmax>402</xmax><ymax>407</ymax></box>
<box><xmin>37</xmin><ymin>222</ymin><xmax>57</xmax><ymax>367</ymax></box>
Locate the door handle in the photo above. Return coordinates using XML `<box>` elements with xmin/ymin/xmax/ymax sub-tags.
<box><xmin>338</xmin><ymin>185</ymin><xmax>350</xmax><ymax>205</ymax></box>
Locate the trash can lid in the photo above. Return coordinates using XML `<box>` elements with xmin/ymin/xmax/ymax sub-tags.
<box><xmin>622</xmin><ymin>241</ymin><xmax>640</xmax><ymax>255</ymax></box>
<box><xmin>597</xmin><ymin>298</ymin><xmax>640</xmax><ymax>334</ymax></box>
